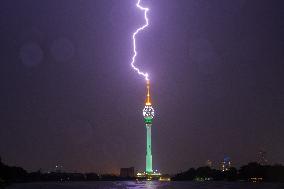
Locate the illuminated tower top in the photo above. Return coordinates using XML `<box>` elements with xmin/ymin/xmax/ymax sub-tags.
<box><xmin>146</xmin><ymin>80</ymin><xmax>151</xmax><ymax>106</ymax></box>
<box><xmin>143</xmin><ymin>80</ymin><xmax>154</xmax><ymax>124</ymax></box>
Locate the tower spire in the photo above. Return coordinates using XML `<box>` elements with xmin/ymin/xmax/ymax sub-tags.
<box><xmin>146</xmin><ymin>80</ymin><xmax>151</xmax><ymax>105</ymax></box>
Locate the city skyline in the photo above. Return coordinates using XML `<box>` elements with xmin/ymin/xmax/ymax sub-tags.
<box><xmin>0</xmin><ymin>0</ymin><xmax>284</xmax><ymax>174</ymax></box>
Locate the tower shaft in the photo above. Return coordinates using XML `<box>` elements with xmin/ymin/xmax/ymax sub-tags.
<box><xmin>143</xmin><ymin>80</ymin><xmax>154</xmax><ymax>174</ymax></box>
<box><xmin>146</xmin><ymin>125</ymin><xmax>152</xmax><ymax>173</ymax></box>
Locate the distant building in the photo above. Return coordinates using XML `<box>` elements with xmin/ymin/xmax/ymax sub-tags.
<box><xmin>120</xmin><ymin>167</ymin><xmax>134</xmax><ymax>178</ymax></box>
<box><xmin>221</xmin><ymin>157</ymin><xmax>231</xmax><ymax>171</ymax></box>
<box><xmin>206</xmin><ymin>160</ymin><xmax>212</xmax><ymax>168</ymax></box>
<box><xmin>54</xmin><ymin>165</ymin><xmax>63</xmax><ymax>173</ymax></box>
<box><xmin>257</xmin><ymin>150</ymin><xmax>268</xmax><ymax>165</ymax></box>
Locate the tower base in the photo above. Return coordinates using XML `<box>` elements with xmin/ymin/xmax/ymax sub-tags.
<box><xmin>136</xmin><ymin>171</ymin><xmax>162</xmax><ymax>181</ymax></box>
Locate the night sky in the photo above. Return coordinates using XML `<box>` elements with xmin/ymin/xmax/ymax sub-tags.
<box><xmin>0</xmin><ymin>0</ymin><xmax>284</xmax><ymax>174</ymax></box>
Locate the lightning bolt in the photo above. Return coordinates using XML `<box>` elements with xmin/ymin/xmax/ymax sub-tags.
<box><xmin>131</xmin><ymin>0</ymin><xmax>150</xmax><ymax>81</ymax></box>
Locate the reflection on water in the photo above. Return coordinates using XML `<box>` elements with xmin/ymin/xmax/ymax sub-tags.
<box><xmin>117</xmin><ymin>181</ymin><xmax>169</xmax><ymax>189</ymax></box>
<box><xmin>7</xmin><ymin>181</ymin><xmax>284</xmax><ymax>189</ymax></box>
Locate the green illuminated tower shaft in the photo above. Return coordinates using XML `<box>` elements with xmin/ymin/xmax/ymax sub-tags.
<box><xmin>143</xmin><ymin>80</ymin><xmax>155</xmax><ymax>174</ymax></box>
<box><xmin>146</xmin><ymin>124</ymin><xmax>152</xmax><ymax>173</ymax></box>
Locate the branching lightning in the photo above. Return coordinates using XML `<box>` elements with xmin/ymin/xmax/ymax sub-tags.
<box><xmin>131</xmin><ymin>0</ymin><xmax>150</xmax><ymax>81</ymax></box>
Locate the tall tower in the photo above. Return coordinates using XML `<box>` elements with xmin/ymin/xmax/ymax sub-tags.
<box><xmin>143</xmin><ymin>80</ymin><xmax>155</xmax><ymax>173</ymax></box>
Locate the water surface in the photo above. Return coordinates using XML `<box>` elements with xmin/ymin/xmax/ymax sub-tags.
<box><xmin>7</xmin><ymin>181</ymin><xmax>284</xmax><ymax>189</ymax></box>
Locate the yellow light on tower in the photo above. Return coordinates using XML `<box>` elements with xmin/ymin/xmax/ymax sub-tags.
<box><xmin>146</xmin><ymin>80</ymin><xmax>151</xmax><ymax>106</ymax></box>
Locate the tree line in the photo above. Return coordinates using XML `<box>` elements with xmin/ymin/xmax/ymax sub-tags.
<box><xmin>1</xmin><ymin>157</ymin><xmax>284</xmax><ymax>184</ymax></box>
<box><xmin>172</xmin><ymin>162</ymin><xmax>284</xmax><ymax>182</ymax></box>
<box><xmin>0</xmin><ymin>157</ymin><xmax>128</xmax><ymax>185</ymax></box>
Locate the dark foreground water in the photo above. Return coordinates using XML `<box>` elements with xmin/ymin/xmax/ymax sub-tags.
<box><xmin>6</xmin><ymin>181</ymin><xmax>284</xmax><ymax>189</ymax></box>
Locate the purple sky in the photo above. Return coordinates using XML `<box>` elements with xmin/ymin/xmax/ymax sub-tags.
<box><xmin>0</xmin><ymin>0</ymin><xmax>284</xmax><ymax>174</ymax></box>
